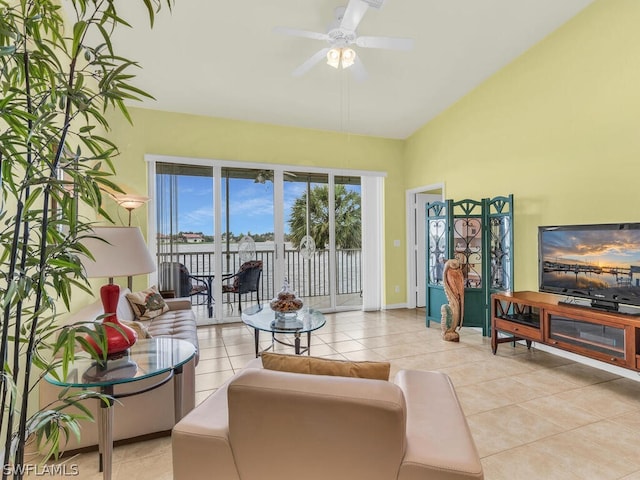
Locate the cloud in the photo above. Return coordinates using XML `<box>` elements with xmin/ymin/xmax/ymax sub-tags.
<box><xmin>542</xmin><ymin>229</ymin><xmax>640</xmax><ymax>267</ymax></box>
<box><xmin>179</xmin><ymin>206</ymin><xmax>214</xmax><ymax>233</ymax></box>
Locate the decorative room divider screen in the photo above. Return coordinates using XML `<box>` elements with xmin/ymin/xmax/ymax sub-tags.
<box><xmin>425</xmin><ymin>195</ymin><xmax>514</xmax><ymax>336</ymax></box>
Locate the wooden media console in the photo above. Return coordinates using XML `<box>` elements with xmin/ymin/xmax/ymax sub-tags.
<box><xmin>491</xmin><ymin>291</ymin><xmax>640</xmax><ymax>372</ymax></box>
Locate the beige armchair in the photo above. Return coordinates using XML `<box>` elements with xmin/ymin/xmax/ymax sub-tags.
<box><xmin>172</xmin><ymin>362</ymin><xmax>483</xmax><ymax>480</ymax></box>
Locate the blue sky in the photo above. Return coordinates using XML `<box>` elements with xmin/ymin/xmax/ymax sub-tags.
<box><xmin>171</xmin><ymin>175</ymin><xmax>357</xmax><ymax>236</ymax></box>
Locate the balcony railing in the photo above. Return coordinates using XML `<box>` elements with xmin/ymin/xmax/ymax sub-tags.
<box><xmin>156</xmin><ymin>248</ymin><xmax>362</xmax><ymax>303</ymax></box>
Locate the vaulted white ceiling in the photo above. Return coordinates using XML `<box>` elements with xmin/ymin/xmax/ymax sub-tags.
<box><xmin>107</xmin><ymin>0</ymin><xmax>595</xmax><ymax>139</ymax></box>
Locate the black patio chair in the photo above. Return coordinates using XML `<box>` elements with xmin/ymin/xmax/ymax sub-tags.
<box><xmin>222</xmin><ymin>260</ymin><xmax>263</xmax><ymax>313</ymax></box>
<box><xmin>159</xmin><ymin>262</ymin><xmax>209</xmax><ymax>305</ymax></box>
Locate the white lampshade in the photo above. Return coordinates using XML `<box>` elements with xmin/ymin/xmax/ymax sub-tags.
<box><xmin>326</xmin><ymin>47</ymin><xmax>341</xmax><ymax>68</ymax></box>
<box><xmin>341</xmin><ymin>48</ymin><xmax>356</xmax><ymax>68</ymax></box>
<box><xmin>114</xmin><ymin>194</ymin><xmax>150</xmax><ymax>211</ymax></box>
<box><xmin>82</xmin><ymin>226</ymin><xmax>156</xmax><ymax>279</ymax></box>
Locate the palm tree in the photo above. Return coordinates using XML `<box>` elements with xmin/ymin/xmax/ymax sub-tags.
<box><xmin>288</xmin><ymin>185</ymin><xmax>361</xmax><ymax>249</ymax></box>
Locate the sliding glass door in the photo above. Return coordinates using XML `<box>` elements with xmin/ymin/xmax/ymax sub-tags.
<box><xmin>150</xmin><ymin>158</ymin><xmax>372</xmax><ymax>324</ymax></box>
<box><xmin>334</xmin><ymin>176</ymin><xmax>362</xmax><ymax>308</ymax></box>
<box><xmin>155</xmin><ymin>163</ymin><xmax>216</xmax><ymax>324</ymax></box>
<box><xmin>220</xmin><ymin>167</ymin><xmax>275</xmax><ymax>322</ymax></box>
<box><xmin>281</xmin><ymin>173</ymin><xmax>363</xmax><ymax>310</ymax></box>
<box><xmin>283</xmin><ymin>172</ymin><xmax>329</xmax><ymax>309</ymax></box>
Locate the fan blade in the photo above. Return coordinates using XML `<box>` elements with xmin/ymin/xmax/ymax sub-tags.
<box><xmin>273</xmin><ymin>26</ymin><xmax>329</xmax><ymax>42</ymax></box>
<box><xmin>292</xmin><ymin>47</ymin><xmax>331</xmax><ymax>77</ymax></box>
<box><xmin>340</xmin><ymin>0</ymin><xmax>369</xmax><ymax>32</ymax></box>
<box><xmin>356</xmin><ymin>35</ymin><xmax>414</xmax><ymax>50</ymax></box>
<box><xmin>350</xmin><ymin>57</ymin><xmax>368</xmax><ymax>82</ymax></box>
<box><xmin>362</xmin><ymin>0</ymin><xmax>385</xmax><ymax>8</ymax></box>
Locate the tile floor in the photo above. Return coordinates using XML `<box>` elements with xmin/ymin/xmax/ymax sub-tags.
<box><xmin>33</xmin><ymin>308</ymin><xmax>640</xmax><ymax>479</ymax></box>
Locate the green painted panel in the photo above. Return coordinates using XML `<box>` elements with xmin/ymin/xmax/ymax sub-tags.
<box><xmin>462</xmin><ymin>290</ymin><xmax>487</xmax><ymax>330</ymax></box>
<box><xmin>425</xmin><ymin>195</ymin><xmax>513</xmax><ymax>337</ymax></box>
<box><xmin>426</xmin><ymin>286</ymin><xmax>447</xmax><ymax>326</ymax></box>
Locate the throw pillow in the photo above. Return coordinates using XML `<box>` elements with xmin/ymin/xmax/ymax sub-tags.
<box><xmin>126</xmin><ymin>286</ymin><xmax>169</xmax><ymax>321</ymax></box>
<box><xmin>116</xmin><ymin>288</ymin><xmax>136</xmax><ymax>321</ymax></box>
<box><xmin>261</xmin><ymin>352</ymin><xmax>390</xmax><ymax>381</ymax></box>
<box><xmin>120</xmin><ymin>319</ymin><xmax>152</xmax><ymax>339</ymax></box>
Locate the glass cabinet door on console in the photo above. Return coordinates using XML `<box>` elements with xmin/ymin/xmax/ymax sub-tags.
<box><xmin>547</xmin><ymin>313</ymin><xmax>626</xmax><ymax>362</ymax></box>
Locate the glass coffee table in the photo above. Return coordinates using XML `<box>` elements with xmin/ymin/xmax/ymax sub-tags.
<box><xmin>241</xmin><ymin>305</ymin><xmax>326</xmax><ymax>357</ymax></box>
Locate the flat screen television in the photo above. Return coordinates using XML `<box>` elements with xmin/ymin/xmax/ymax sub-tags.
<box><xmin>538</xmin><ymin>223</ymin><xmax>640</xmax><ymax>313</ymax></box>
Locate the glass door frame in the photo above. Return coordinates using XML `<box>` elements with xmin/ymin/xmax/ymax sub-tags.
<box><xmin>147</xmin><ymin>155</ymin><xmax>385</xmax><ymax>321</ymax></box>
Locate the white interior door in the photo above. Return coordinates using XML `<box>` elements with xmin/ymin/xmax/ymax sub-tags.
<box><xmin>406</xmin><ymin>186</ymin><xmax>444</xmax><ymax>309</ymax></box>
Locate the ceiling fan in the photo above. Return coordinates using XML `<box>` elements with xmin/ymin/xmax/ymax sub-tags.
<box><xmin>274</xmin><ymin>0</ymin><xmax>413</xmax><ymax>80</ymax></box>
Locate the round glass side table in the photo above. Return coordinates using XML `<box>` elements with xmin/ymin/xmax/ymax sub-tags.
<box><xmin>45</xmin><ymin>337</ymin><xmax>196</xmax><ymax>480</ymax></box>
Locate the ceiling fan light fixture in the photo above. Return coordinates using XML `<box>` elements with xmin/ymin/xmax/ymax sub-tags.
<box><xmin>341</xmin><ymin>47</ymin><xmax>356</xmax><ymax>68</ymax></box>
<box><xmin>327</xmin><ymin>47</ymin><xmax>356</xmax><ymax>69</ymax></box>
<box><xmin>278</xmin><ymin>0</ymin><xmax>411</xmax><ymax>78</ymax></box>
<box><xmin>327</xmin><ymin>47</ymin><xmax>341</xmax><ymax>68</ymax></box>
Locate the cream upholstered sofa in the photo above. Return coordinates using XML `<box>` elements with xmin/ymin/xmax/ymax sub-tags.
<box><xmin>39</xmin><ymin>287</ymin><xmax>199</xmax><ymax>451</ymax></box>
<box><xmin>172</xmin><ymin>357</ymin><xmax>483</xmax><ymax>480</ymax></box>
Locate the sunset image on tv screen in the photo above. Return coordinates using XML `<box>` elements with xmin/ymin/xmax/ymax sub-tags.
<box><xmin>541</xmin><ymin>228</ymin><xmax>640</xmax><ymax>293</ymax></box>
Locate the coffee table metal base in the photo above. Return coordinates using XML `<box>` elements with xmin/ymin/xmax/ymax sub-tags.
<box><xmin>253</xmin><ymin>329</ymin><xmax>312</xmax><ymax>357</ymax></box>
<box><xmin>241</xmin><ymin>305</ymin><xmax>326</xmax><ymax>358</ymax></box>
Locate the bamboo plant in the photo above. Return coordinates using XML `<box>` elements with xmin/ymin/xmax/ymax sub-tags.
<box><xmin>0</xmin><ymin>0</ymin><xmax>172</xmax><ymax>476</ymax></box>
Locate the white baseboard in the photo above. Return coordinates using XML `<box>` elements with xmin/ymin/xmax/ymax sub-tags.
<box><xmin>510</xmin><ymin>338</ymin><xmax>640</xmax><ymax>382</ymax></box>
<box><xmin>383</xmin><ymin>303</ymin><xmax>409</xmax><ymax>310</ymax></box>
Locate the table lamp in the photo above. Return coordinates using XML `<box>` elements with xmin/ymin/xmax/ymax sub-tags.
<box><xmin>81</xmin><ymin>226</ymin><xmax>156</xmax><ymax>357</ymax></box>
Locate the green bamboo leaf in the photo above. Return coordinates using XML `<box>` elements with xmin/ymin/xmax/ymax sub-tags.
<box><xmin>142</xmin><ymin>0</ymin><xmax>156</xmax><ymax>27</ymax></box>
<box><xmin>96</xmin><ymin>24</ymin><xmax>113</xmax><ymax>55</ymax></box>
<box><xmin>93</xmin><ymin>178</ymin><xmax>123</xmax><ymax>193</ymax></box>
<box><xmin>1</xmin><ymin>280</ymin><xmax>18</xmax><ymax>309</ymax></box>
<box><xmin>0</xmin><ymin>45</ymin><xmax>16</xmax><ymax>56</ymax></box>
<box><xmin>102</xmin><ymin>8</ymin><xmax>132</xmax><ymax>28</ymax></box>
<box><xmin>115</xmin><ymin>98</ymin><xmax>132</xmax><ymax>124</ymax></box>
<box><xmin>59</xmin><ymin>397</ymin><xmax>94</xmax><ymax>420</ymax></box>
<box><xmin>117</xmin><ymin>82</ymin><xmax>155</xmax><ymax>100</ymax></box>
<box><xmin>75</xmin><ymin>71</ymin><xmax>84</xmax><ymax>90</ymax></box>
<box><xmin>47</xmin><ymin>258</ymin><xmax>79</xmax><ymax>269</ymax></box>
<box><xmin>75</xmin><ymin>336</ymin><xmax>101</xmax><ymax>362</ymax></box>
<box><xmin>71</xmin><ymin>20</ymin><xmax>87</xmax><ymax>57</ymax></box>
<box><xmin>61</xmin><ymin>418</ymin><xmax>82</xmax><ymax>441</ymax></box>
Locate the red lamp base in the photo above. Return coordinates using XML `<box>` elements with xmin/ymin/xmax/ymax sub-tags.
<box><xmin>85</xmin><ymin>283</ymin><xmax>137</xmax><ymax>357</ymax></box>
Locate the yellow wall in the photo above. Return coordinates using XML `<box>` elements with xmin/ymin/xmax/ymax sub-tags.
<box><xmin>107</xmin><ymin>109</ymin><xmax>406</xmax><ymax>303</ymax></box>
<box><xmin>106</xmin><ymin>0</ymin><xmax>640</xmax><ymax>304</ymax></box>
<box><xmin>405</xmin><ymin>0</ymin><xmax>640</xmax><ymax>291</ymax></box>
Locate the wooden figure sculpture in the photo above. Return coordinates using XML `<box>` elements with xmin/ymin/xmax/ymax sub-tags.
<box><xmin>441</xmin><ymin>258</ymin><xmax>465</xmax><ymax>342</ymax></box>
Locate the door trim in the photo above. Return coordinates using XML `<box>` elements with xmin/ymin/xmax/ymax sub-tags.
<box><xmin>405</xmin><ymin>183</ymin><xmax>445</xmax><ymax>309</ymax></box>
